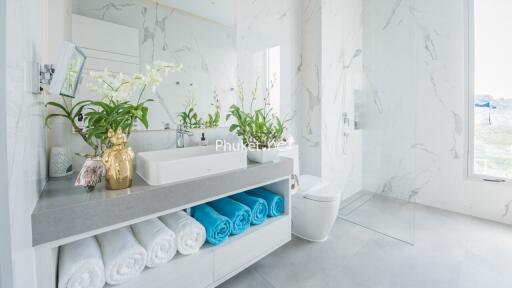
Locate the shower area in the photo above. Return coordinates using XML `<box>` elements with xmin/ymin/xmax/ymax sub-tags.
<box><xmin>337</xmin><ymin>0</ymin><xmax>418</xmax><ymax>244</ymax></box>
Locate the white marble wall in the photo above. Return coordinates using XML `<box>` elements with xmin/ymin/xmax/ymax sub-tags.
<box><xmin>362</xmin><ymin>0</ymin><xmax>512</xmax><ymax>224</ymax></box>
<box><xmin>301</xmin><ymin>0</ymin><xmax>322</xmax><ymax>176</ymax></box>
<box><xmin>4</xmin><ymin>0</ymin><xmax>47</xmax><ymax>286</ymax></box>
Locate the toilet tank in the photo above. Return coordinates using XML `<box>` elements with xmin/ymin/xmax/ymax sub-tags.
<box><xmin>278</xmin><ymin>145</ymin><xmax>300</xmax><ymax>175</ymax></box>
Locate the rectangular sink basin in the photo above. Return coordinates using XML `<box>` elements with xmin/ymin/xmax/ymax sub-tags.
<box><xmin>136</xmin><ymin>145</ymin><xmax>248</xmax><ymax>186</ymax></box>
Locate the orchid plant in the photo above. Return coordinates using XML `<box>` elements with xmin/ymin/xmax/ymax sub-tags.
<box><xmin>46</xmin><ymin>61</ymin><xmax>182</xmax><ymax>156</ymax></box>
<box><xmin>84</xmin><ymin>62</ymin><xmax>182</xmax><ymax>152</ymax></box>
<box><xmin>226</xmin><ymin>79</ymin><xmax>290</xmax><ymax>149</ymax></box>
<box><xmin>88</xmin><ymin>61</ymin><xmax>182</xmax><ymax>103</ymax></box>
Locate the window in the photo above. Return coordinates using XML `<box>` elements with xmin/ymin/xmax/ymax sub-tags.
<box><xmin>469</xmin><ymin>0</ymin><xmax>512</xmax><ymax>181</ymax></box>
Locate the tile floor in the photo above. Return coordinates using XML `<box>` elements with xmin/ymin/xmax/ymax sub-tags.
<box><xmin>219</xmin><ymin>201</ymin><xmax>512</xmax><ymax>288</ymax></box>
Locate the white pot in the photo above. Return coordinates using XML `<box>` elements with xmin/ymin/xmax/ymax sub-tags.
<box><xmin>49</xmin><ymin>146</ymin><xmax>73</xmax><ymax>177</ymax></box>
<box><xmin>247</xmin><ymin>148</ymin><xmax>279</xmax><ymax>163</ymax></box>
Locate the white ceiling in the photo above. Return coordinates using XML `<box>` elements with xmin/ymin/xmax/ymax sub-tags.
<box><xmin>158</xmin><ymin>0</ymin><xmax>236</xmax><ymax>28</ymax></box>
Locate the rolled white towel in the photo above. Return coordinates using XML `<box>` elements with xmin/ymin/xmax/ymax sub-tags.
<box><xmin>58</xmin><ymin>237</ymin><xmax>105</xmax><ymax>288</ymax></box>
<box><xmin>96</xmin><ymin>227</ymin><xmax>147</xmax><ymax>285</ymax></box>
<box><xmin>160</xmin><ymin>211</ymin><xmax>206</xmax><ymax>255</ymax></box>
<box><xmin>131</xmin><ymin>218</ymin><xmax>177</xmax><ymax>268</ymax></box>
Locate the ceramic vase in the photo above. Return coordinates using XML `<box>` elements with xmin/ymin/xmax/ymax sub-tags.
<box><xmin>102</xmin><ymin>129</ymin><xmax>134</xmax><ymax>190</ymax></box>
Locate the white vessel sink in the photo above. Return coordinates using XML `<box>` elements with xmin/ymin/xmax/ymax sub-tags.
<box><xmin>136</xmin><ymin>145</ymin><xmax>248</xmax><ymax>186</ymax></box>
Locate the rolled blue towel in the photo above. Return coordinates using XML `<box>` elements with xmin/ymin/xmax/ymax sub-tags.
<box><xmin>247</xmin><ymin>188</ymin><xmax>284</xmax><ymax>217</ymax></box>
<box><xmin>191</xmin><ymin>204</ymin><xmax>231</xmax><ymax>245</ymax></box>
<box><xmin>209</xmin><ymin>198</ymin><xmax>251</xmax><ymax>235</ymax></box>
<box><xmin>230</xmin><ymin>193</ymin><xmax>268</xmax><ymax>225</ymax></box>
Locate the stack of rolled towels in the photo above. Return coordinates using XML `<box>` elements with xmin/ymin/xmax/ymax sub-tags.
<box><xmin>57</xmin><ymin>187</ymin><xmax>282</xmax><ymax>287</ymax></box>
<box><xmin>191</xmin><ymin>187</ymin><xmax>284</xmax><ymax>246</ymax></box>
<box><xmin>58</xmin><ymin>212</ymin><xmax>207</xmax><ymax>287</ymax></box>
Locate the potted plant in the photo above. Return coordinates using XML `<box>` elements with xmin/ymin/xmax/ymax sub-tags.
<box><xmin>226</xmin><ymin>80</ymin><xmax>289</xmax><ymax>163</ymax></box>
<box><xmin>178</xmin><ymin>91</ymin><xmax>221</xmax><ymax>129</ymax></box>
<box><xmin>46</xmin><ymin>61</ymin><xmax>181</xmax><ymax>190</ymax></box>
<box><xmin>177</xmin><ymin>98</ymin><xmax>204</xmax><ymax>129</ymax></box>
<box><xmin>204</xmin><ymin>90</ymin><xmax>221</xmax><ymax>128</ymax></box>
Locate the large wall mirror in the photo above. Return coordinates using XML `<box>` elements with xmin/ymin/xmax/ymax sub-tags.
<box><xmin>72</xmin><ymin>0</ymin><xmax>239</xmax><ymax>131</ymax></box>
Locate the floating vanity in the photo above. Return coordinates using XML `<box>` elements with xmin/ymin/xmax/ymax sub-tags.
<box><xmin>32</xmin><ymin>157</ymin><xmax>293</xmax><ymax>288</ymax></box>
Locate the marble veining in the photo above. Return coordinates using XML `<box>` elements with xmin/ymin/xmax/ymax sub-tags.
<box><xmin>302</xmin><ymin>0</ymin><xmax>320</xmax><ymax>25</ymax></box>
<box><xmin>382</xmin><ymin>0</ymin><xmax>403</xmax><ymax>30</ymax></box>
<box><xmin>91</xmin><ymin>1</ymin><xmax>134</xmax><ymax>19</ymax></box>
<box><xmin>307</xmin><ymin>66</ymin><xmax>321</xmax><ymax>111</ymax></box>
<box><xmin>343</xmin><ymin>49</ymin><xmax>363</xmax><ymax>70</ymax></box>
<box><xmin>363</xmin><ymin>67</ymin><xmax>383</xmax><ymax>114</ymax></box>
<box><xmin>428</xmin><ymin>74</ymin><xmax>462</xmax><ymax>159</ymax></box>
<box><xmin>502</xmin><ymin>200</ymin><xmax>512</xmax><ymax>218</ymax></box>
<box><xmin>296</xmin><ymin>53</ymin><xmax>303</xmax><ymax>73</ymax></box>
<box><xmin>302</xmin><ymin>63</ymin><xmax>321</xmax><ymax>149</ymax></box>
<box><xmin>412</xmin><ymin>14</ymin><xmax>438</xmax><ymax>61</ymax></box>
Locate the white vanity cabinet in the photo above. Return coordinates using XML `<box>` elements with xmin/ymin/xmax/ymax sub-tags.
<box><xmin>32</xmin><ymin>159</ymin><xmax>293</xmax><ymax>288</ymax></box>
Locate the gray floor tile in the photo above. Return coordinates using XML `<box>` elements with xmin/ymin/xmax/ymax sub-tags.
<box><xmin>219</xmin><ymin>199</ymin><xmax>512</xmax><ymax>288</ymax></box>
<box><xmin>458</xmin><ymin>251</ymin><xmax>512</xmax><ymax>288</ymax></box>
<box><xmin>334</xmin><ymin>233</ymin><xmax>463</xmax><ymax>288</ymax></box>
<box><xmin>218</xmin><ymin>266</ymin><xmax>275</xmax><ymax>288</ymax></box>
<box><xmin>251</xmin><ymin>220</ymin><xmax>373</xmax><ymax>288</ymax></box>
<box><xmin>339</xmin><ymin>193</ymin><xmax>415</xmax><ymax>244</ymax></box>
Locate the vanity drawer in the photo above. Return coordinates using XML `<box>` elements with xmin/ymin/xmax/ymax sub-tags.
<box><xmin>213</xmin><ymin>216</ymin><xmax>291</xmax><ymax>280</ymax></box>
<box><xmin>109</xmin><ymin>252</ymin><xmax>214</xmax><ymax>288</ymax></box>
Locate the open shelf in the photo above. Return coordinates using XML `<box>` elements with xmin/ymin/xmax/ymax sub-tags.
<box><xmin>32</xmin><ymin>158</ymin><xmax>293</xmax><ymax>247</ymax></box>
<box><xmin>106</xmin><ymin>216</ymin><xmax>291</xmax><ymax>288</ymax></box>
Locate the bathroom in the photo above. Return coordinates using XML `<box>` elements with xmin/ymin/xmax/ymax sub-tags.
<box><xmin>1</xmin><ymin>0</ymin><xmax>512</xmax><ymax>287</ymax></box>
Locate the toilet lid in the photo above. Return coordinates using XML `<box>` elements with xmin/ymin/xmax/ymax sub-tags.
<box><xmin>298</xmin><ymin>175</ymin><xmax>341</xmax><ymax>202</ymax></box>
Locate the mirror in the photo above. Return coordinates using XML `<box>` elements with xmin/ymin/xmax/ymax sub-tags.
<box><xmin>49</xmin><ymin>41</ymin><xmax>87</xmax><ymax>98</ymax></box>
<box><xmin>71</xmin><ymin>0</ymin><xmax>237</xmax><ymax>130</ymax></box>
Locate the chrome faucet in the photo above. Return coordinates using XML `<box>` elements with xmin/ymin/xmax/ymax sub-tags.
<box><xmin>176</xmin><ymin>124</ymin><xmax>193</xmax><ymax>148</ymax></box>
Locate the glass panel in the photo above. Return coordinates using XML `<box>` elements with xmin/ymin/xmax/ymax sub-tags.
<box><xmin>338</xmin><ymin>0</ymin><xmax>416</xmax><ymax>244</ymax></box>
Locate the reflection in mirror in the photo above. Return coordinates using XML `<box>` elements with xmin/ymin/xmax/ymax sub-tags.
<box><xmin>267</xmin><ymin>46</ymin><xmax>281</xmax><ymax>117</ymax></box>
<box><xmin>72</xmin><ymin>0</ymin><xmax>237</xmax><ymax>130</ymax></box>
<box><xmin>238</xmin><ymin>46</ymin><xmax>282</xmax><ymax>118</ymax></box>
<box><xmin>49</xmin><ymin>41</ymin><xmax>87</xmax><ymax>98</ymax></box>
<box><xmin>62</xmin><ymin>49</ymin><xmax>86</xmax><ymax>97</ymax></box>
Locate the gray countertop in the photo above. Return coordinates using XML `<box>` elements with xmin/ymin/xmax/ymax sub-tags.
<box><xmin>32</xmin><ymin>158</ymin><xmax>293</xmax><ymax>247</ymax></box>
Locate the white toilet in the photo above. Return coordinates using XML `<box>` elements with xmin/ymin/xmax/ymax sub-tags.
<box><xmin>279</xmin><ymin>145</ymin><xmax>342</xmax><ymax>242</ymax></box>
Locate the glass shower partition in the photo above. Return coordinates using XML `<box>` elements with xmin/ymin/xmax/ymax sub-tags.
<box><xmin>338</xmin><ymin>0</ymin><xmax>417</xmax><ymax>244</ymax></box>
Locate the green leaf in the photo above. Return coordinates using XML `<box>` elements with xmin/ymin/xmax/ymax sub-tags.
<box><xmin>46</xmin><ymin>101</ymin><xmax>70</xmax><ymax>116</ymax></box>
<box><xmin>44</xmin><ymin>114</ymin><xmax>68</xmax><ymax>127</ymax></box>
<box><xmin>229</xmin><ymin>124</ymin><xmax>239</xmax><ymax>132</ymax></box>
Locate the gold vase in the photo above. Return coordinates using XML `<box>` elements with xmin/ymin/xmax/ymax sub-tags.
<box><xmin>102</xmin><ymin>129</ymin><xmax>134</xmax><ymax>190</ymax></box>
